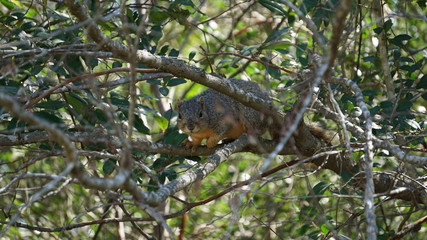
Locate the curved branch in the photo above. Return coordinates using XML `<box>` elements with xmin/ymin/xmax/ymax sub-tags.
<box><xmin>26</xmin><ymin>68</ymin><xmax>164</xmax><ymax>109</ymax></box>
<box><xmin>125</xmin><ymin>134</ymin><xmax>250</xmax><ymax>206</ymax></box>
<box><xmin>276</xmin><ymin>0</ymin><xmax>326</xmax><ymax>51</ymax></box>
<box><xmin>0</xmin><ymin>95</ymin><xmax>131</xmax><ymax>191</ymax></box>
<box><xmin>63</xmin><ymin>0</ymin><xmax>282</xmax><ymax>124</ymax></box>
<box><xmin>311</xmin><ymin>92</ymin><xmax>427</xmax><ymax>204</ymax></box>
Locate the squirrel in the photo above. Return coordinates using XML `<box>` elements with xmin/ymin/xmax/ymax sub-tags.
<box><xmin>176</xmin><ymin>79</ymin><xmax>270</xmax><ymax>150</ymax></box>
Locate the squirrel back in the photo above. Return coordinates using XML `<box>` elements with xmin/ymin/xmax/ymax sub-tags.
<box><xmin>176</xmin><ymin>79</ymin><xmax>270</xmax><ymax>149</ymax></box>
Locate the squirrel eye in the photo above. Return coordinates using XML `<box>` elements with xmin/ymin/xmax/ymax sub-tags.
<box><xmin>199</xmin><ymin>111</ymin><xmax>203</xmax><ymax>118</ymax></box>
<box><xmin>178</xmin><ymin>113</ymin><xmax>182</xmax><ymax>119</ymax></box>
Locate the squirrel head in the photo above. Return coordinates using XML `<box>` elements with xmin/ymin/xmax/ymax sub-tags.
<box><xmin>176</xmin><ymin>96</ymin><xmax>209</xmax><ymax>134</ymax></box>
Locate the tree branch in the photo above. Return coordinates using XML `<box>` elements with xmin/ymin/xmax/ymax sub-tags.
<box><xmin>125</xmin><ymin>134</ymin><xmax>250</xmax><ymax>206</ymax></box>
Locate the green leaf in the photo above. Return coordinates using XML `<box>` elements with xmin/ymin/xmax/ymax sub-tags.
<box><xmin>7</xmin><ymin>117</ymin><xmax>26</xmax><ymax>131</ymax></box>
<box><xmin>340</xmin><ymin>170</ymin><xmax>353</xmax><ymax>183</ymax></box>
<box><xmin>188</xmin><ymin>51</ymin><xmax>196</xmax><ymax>61</ymax></box>
<box><xmin>88</xmin><ymin>58</ymin><xmax>98</xmax><ymax>69</ymax></box>
<box><xmin>167</xmin><ymin>78</ymin><xmax>187</xmax><ymax>86</ymax></box>
<box><xmin>300</xmin><ymin>0</ymin><xmax>317</xmax><ymax>14</ymax></box>
<box><xmin>0</xmin><ymin>79</ymin><xmax>21</xmax><ymax>95</ymax></box>
<box><xmin>402</xmin><ymin>63</ymin><xmax>421</xmax><ymax>74</ymax></box>
<box><xmin>110</xmin><ymin>93</ymin><xmax>130</xmax><ymax>109</ymax></box>
<box><xmin>393</xmin><ymin>49</ymin><xmax>401</xmax><ymax>60</ymax></box>
<box><xmin>380</xmin><ymin>101</ymin><xmax>393</xmax><ymax>114</ymax></box>
<box><xmin>154</xmin><ymin>115</ymin><xmax>168</xmax><ymax>130</ymax></box>
<box><xmin>416</xmin><ymin>75</ymin><xmax>427</xmax><ymax>89</ymax></box>
<box><xmin>264</xmin><ymin>27</ymin><xmax>290</xmax><ymax>44</ymax></box>
<box><xmin>134</xmin><ymin>115</ymin><xmax>150</xmax><ymax>134</ymax></box>
<box><xmin>393</xmin><ymin>34</ymin><xmax>412</xmax><ymax>41</ymax></box>
<box><xmin>130</xmin><ymin>169</ymin><xmax>143</xmax><ymax>183</ymax></box>
<box><xmin>265</xmin><ymin>41</ymin><xmax>292</xmax><ymax>50</ymax></box>
<box><xmin>35</xmin><ymin>100</ymin><xmax>66</xmax><ymax>110</ymax></box>
<box><xmin>403</xmin><ymin>79</ymin><xmax>414</xmax><ymax>87</ymax></box>
<box><xmin>163</xmin><ymin>108</ymin><xmax>175</xmax><ymax>120</ymax></box>
<box><xmin>362</xmin><ymin>89</ymin><xmax>379</xmax><ymax>101</ymax></box>
<box><xmin>40</xmin><ymin>141</ymin><xmax>61</xmax><ymax>150</ymax></box>
<box><xmin>95</xmin><ymin>109</ymin><xmax>107</xmax><ymax>124</ymax></box>
<box><xmin>149</xmin><ymin>25</ymin><xmax>163</xmax><ymax>43</ymax></box>
<box><xmin>400</xmin><ymin>57</ymin><xmax>414</xmax><ymax>63</ymax></box>
<box><xmin>274</xmin><ymin>49</ymin><xmax>289</xmax><ymax>54</ymax></box>
<box><xmin>45</xmin><ymin>12</ymin><xmax>70</xmax><ymax>21</ymax></box>
<box><xmin>103</xmin><ymin>159</ymin><xmax>116</xmax><ymax>175</ymax></box>
<box><xmin>297</xmin><ymin>224</ymin><xmax>311</xmax><ymax>235</ymax></box>
<box><xmin>313</xmin><ymin>8</ymin><xmax>330</xmax><ymax>28</ymax></box>
<box><xmin>34</xmin><ymin>111</ymin><xmax>64</xmax><ymax>124</ymax></box>
<box><xmin>373</xmin><ymin>27</ymin><xmax>383</xmax><ymax>34</ymax></box>
<box><xmin>65</xmin><ymin>55</ymin><xmax>84</xmax><ymax>75</ymax></box>
<box><xmin>30</xmin><ymin>64</ymin><xmax>43</xmax><ymax>76</ymax></box>
<box><xmin>299</xmin><ymin>206</ymin><xmax>317</xmax><ymax>219</ymax></box>
<box><xmin>0</xmin><ymin>0</ymin><xmax>14</xmax><ymax>10</ymax></box>
<box><xmin>162</xmin><ymin>168</ymin><xmax>177</xmax><ymax>181</ymax></box>
<box><xmin>149</xmin><ymin>7</ymin><xmax>169</xmax><ymax>23</ymax></box>
<box><xmin>169</xmin><ymin>162</ymin><xmax>193</xmax><ymax>169</ymax></box>
<box><xmin>152</xmin><ymin>157</ymin><xmax>168</xmax><ymax>171</ymax></box>
<box><xmin>389</xmin><ymin>34</ymin><xmax>412</xmax><ymax>48</ymax></box>
<box><xmin>320</xmin><ymin>224</ymin><xmax>330</xmax><ymax>234</ymax></box>
<box><xmin>21</xmin><ymin>21</ymin><xmax>36</xmax><ymax>31</ymax></box>
<box><xmin>159</xmin><ymin>45</ymin><xmax>169</xmax><ymax>56</ymax></box>
<box><xmin>159</xmin><ymin>86</ymin><xmax>169</xmax><ymax>96</ymax></box>
<box><xmin>163</xmin><ymin>127</ymin><xmax>188</xmax><ymax>145</ymax></box>
<box><xmin>259</xmin><ymin>0</ymin><xmax>287</xmax><ymax>16</ymax></box>
<box><xmin>11</xmin><ymin>12</ymin><xmax>25</xmax><ymax>20</ymax></box>
<box><xmin>171</xmin><ymin>0</ymin><xmax>195</xmax><ymax>7</ymax></box>
<box><xmin>147</xmin><ymin>79</ymin><xmax>162</xmax><ymax>85</ymax></box>
<box><xmin>404</xmin><ymin>119</ymin><xmax>421</xmax><ymax>129</ymax></box>
<box><xmin>140</xmin><ymin>105</ymin><xmax>159</xmax><ymax>115</ymax></box>
<box><xmin>66</xmin><ymin>93</ymin><xmax>89</xmax><ymax>115</ymax></box>
<box><xmin>362</xmin><ymin>56</ymin><xmax>378</xmax><ymax>62</ymax></box>
<box><xmin>418</xmin><ymin>0</ymin><xmax>426</xmax><ymax>9</ymax></box>
<box><xmin>296</xmin><ymin>42</ymin><xmax>308</xmax><ymax>66</ymax></box>
<box><xmin>169</xmin><ymin>48</ymin><xmax>179</xmax><ymax>57</ymax></box>
<box><xmin>266</xmin><ymin>65</ymin><xmax>281</xmax><ymax>80</ymax></box>
<box><xmin>383</xmin><ymin>19</ymin><xmax>393</xmax><ymax>32</ymax></box>
<box><xmin>112</xmin><ymin>61</ymin><xmax>122</xmax><ymax>68</ymax></box>
<box><xmin>312</xmin><ymin>181</ymin><xmax>332</xmax><ymax>195</ymax></box>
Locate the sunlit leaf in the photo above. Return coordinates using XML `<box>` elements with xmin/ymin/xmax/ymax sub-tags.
<box><xmin>154</xmin><ymin>115</ymin><xmax>168</xmax><ymax>130</ymax></box>
<box><xmin>0</xmin><ymin>0</ymin><xmax>14</xmax><ymax>9</ymax></box>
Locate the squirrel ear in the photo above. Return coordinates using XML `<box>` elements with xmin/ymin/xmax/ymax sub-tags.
<box><xmin>198</xmin><ymin>96</ymin><xmax>204</xmax><ymax>105</ymax></box>
<box><xmin>175</xmin><ymin>100</ymin><xmax>182</xmax><ymax>110</ymax></box>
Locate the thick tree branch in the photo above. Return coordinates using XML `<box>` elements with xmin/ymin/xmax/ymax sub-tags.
<box><xmin>0</xmin><ymin>130</ymin><xmax>295</xmax><ymax>156</ymax></box>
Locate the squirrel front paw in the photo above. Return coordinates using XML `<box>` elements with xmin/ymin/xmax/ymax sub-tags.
<box><xmin>206</xmin><ymin>136</ymin><xmax>221</xmax><ymax>148</ymax></box>
<box><xmin>182</xmin><ymin>138</ymin><xmax>200</xmax><ymax>152</ymax></box>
